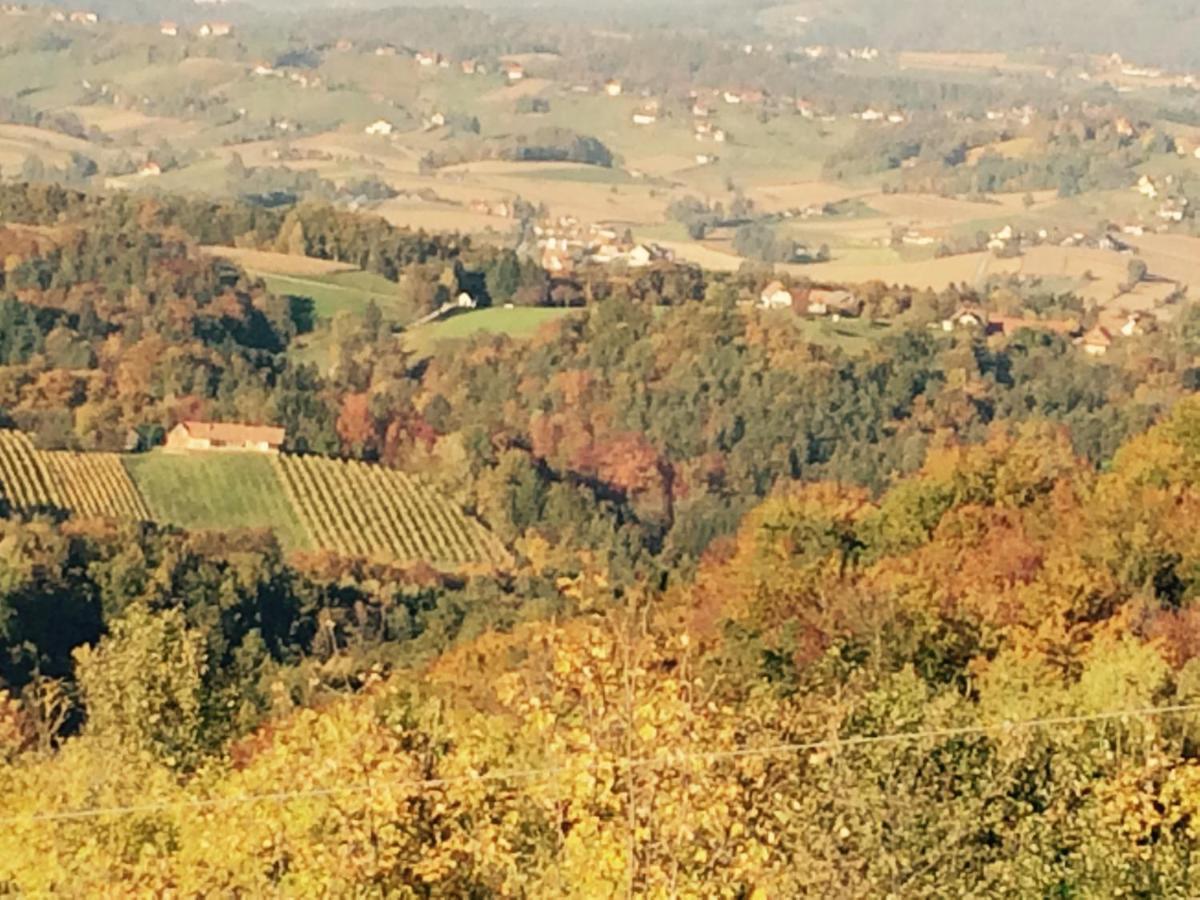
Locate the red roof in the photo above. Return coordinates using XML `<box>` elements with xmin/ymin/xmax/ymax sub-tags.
<box><xmin>180</xmin><ymin>421</ymin><xmax>286</xmax><ymax>447</ymax></box>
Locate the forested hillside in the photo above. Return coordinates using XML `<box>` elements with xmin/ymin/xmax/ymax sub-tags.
<box><xmin>5</xmin><ymin>176</ymin><xmax>1200</xmax><ymax>890</ymax></box>
<box><xmin>7</xmin><ymin>406</ymin><xmax>1200</xmax><ymax>891</ymax></box>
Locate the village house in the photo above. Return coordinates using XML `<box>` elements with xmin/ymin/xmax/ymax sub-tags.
<box><xmin>942</xmin><ymin>305</ymin><xmax>1078</xmax><ymax>338</ymax></box>
<box><xmin>628</xmin><ymin>244</ymin><xmax>665</xmax><ymax>268</ymax></box>
<box><xmin>692</xmin><ymin>102</ymin><xmax>711</xmax><ymax>118</ymax></box>
<box><xmin>943</xmin><ymin>305</ymin><xmax>989</xmax><ymax>331</ymax></box>
<box><xmin>695</xmin><ymin>154</ymin><xmax>717</xmax><ymax>166</ymax></box>
<box><xmin>758</xmin><ymin>280</ymin><xmax>794</xmax><ymax>309</ymax></box>
<box><xmin>375</xmin><ymin>45</ymin><xmax>398</xmax><ymax>57</ymax></box>
<box><xmin>1137</xmin><ymin>174</ymin><xmax>1159</xmax><ymax>199</ymax></box>
<box><xmin>504</xmin><ymin>62</ymin><xmax>525</xmax><ymax>82</ymax></box>
<box><xmin>364</xmin><ymin>119</ymin><xmax>394</xmax><ymax>136</ymax></box>
<box><xmin>806</xmin><ymin>289</ymin><xmax>863</xmax><ymax>319</ymax></box>
<box><xmin>137</xmin><ymin>161</ymin><xmax>162</xmax><ymax>178</ymax></box>
<box><xmin>1121</xmin><ymin>313</ymin><xmax>1150</xmax><ymax>337</ymax></box>
<box><xmin>604</xmin><ymin>79</ymin><xmax>623</xmax><ymax>97</ymax></box>
<box><xmin>632</xmin><ymin>110</ymin><xmax>658</xmax><ymax>126</ymax></box>
<box><xmin>159</xmin><ymin>21</ymin><xmax>178</xmax><ymax>36</ymax></box>
<box><xmin>68</xmin><ymin>10</ymin><xmax>98</xmax><ymax>24</ymax></box>
<box><xmin>415</xmin><ymin>50</ymin><xmax>440</xmax><ymax>67</ymax></box>
<box><xmin>166</xmin><ymin>422</ymin><xmax>286</xmax><ymax>454</ymax></box>
<box><xmin>252</xmin><ymin>63</ymin><xmax>279</xmax><ymax>77</ymax></box>
<box><xmin>198</xmin><ymin>22</ymin><xmax>233</xmax><ymax>38</ymax></box>
<box><xmin>1081</xmin><ymin>326</ymin><xmax>1114</xmax><ymax>356</ymax></box>
<box><xmin>461</xmin><ymin>59</ymin><xmax>478</xmax><ymax>75</ymax></box>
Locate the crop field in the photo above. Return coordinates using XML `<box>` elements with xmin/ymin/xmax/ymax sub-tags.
<box><xmin>124</xmin><ymin>451</ymin><xmax>312</xmax><ymax>551</ymax></box>
<box><xmin>274</xmin><ymin>454</ymin><xmax>510</xmax><ymax>567</ymax></box>
<box><xmin>42</xmin><ymin>451</ymin><xmax>151</xmax><ymax>520</ymax></box>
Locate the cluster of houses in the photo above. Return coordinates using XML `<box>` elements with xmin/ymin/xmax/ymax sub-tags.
<box><xmin>157</xmin><ymin>20</ymin><xmax>232</xmax><ymax>38</ymax></box>
<box><xmin>251</xmin><ymin>63</ymin><xmax>321</xmax><ymax>89</ymax></box>
<box><xmin>365</xmin><ymin>46</ymin><xmax>521</xmax><ymax>81</ymax></box>
<box><xmin>758</xmin><ymin>281</ymin><xmax>864</xmax><ymax>319</ymax></box>
<box><xmin>1135</xmin><ymin>175</ymin><xmax>1193</xmax><ymax>225</ymax></box>
<box><xmin>800</xmin><ymin>45</ymin><xmax>880</xmax><ymax>62</ymax></box>
<box><xmin>534</xmin><ymin>218</ymin><xmax>672</xmax><ymax>273</ymax></box>
<box><xmin>468</xmin><ymin>199</ymin><xmax>516</xmax><ymax>219</ymax></box>
<box><xmin>46</xmin><ymin>8</ymin><xmax>98</xmax><ymax>24</ymax></box>
<box><xmin>941</xmin><ymin>304</ymin><xmax>1150</xmax><ymax>356</ymax></box>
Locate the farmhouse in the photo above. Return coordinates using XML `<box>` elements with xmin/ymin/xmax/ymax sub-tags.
<box><xmin>461</xmin><ymin>59</ymin><xmax>478</xmax><ymax>75</ymax></box>
<box><xmin>160</xmin><ymin>20</ymin><xmax>178</xmax><ymax>36</ymax></box>
<box><xmin>943</xmin><ymin>305</ymin><xmax>989</xmax><ymax>331</ymax></box>
<box><xmin>364</xmin><ymin>119</ymin><xmax>394</xmax><ymax>136</ymax></box>
<box><xmin>758</xmin><ymin>280</ymin><xmax>793</xmax><ymax>309</ymax></box>
<box><xmin>1081</xmin><ymin>326</ymin><xmax>1114</xmax><ymax>356</ymax></box>
<box><xmin>68</xmin><ymin>10</ymin><xmax>98</xmax><ymax>24</ymax></box>
<box><xmin>632</xmin><ymin>111</ymin><xmax>658</xmax><ymax>126</ymax></box>
<box><xmin>137</xmin><ymin>161</ymin><xmax>162</xmax><ymax>178</ymax></box>
<box><xmin>504</xmin><ymin>62</ymin><xmax>526</xmax><ymax>82</ymax></box>
<box><xmin>605</xmin><ymin>79</ymin><xmax>623</xmax><ymax>97</ymax></box>
<box><xmin>415</xmin><ymin>50</ymin><xmax>440</xmax><ymax>67</ymax></box>
<box><xmin>806</xmin><ymin>289</ymin><xmax>862</xmax><ymax>319</ymax></box>
<box><xmin>166</xmin><ymin>421</ymin><xmax>286</xmax><ymax>454</ymax></box>
<box><xmin>628</xmin><ymin>244</ymin><xmax>667</xmax><ymax>268</ymax></box>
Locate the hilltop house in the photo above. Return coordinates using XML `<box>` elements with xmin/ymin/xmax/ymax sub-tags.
<box><xmin>166</xmin><ymin>421</ymin><xmax>286</xmax><ymax>453</ymax></box>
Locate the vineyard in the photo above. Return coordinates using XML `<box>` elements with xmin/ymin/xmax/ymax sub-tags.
<box><xmin>274</xmin><ymin>454</ymin><xmax>510</xmax><ymax>567</ymax></box>
<box><xmin>0</xmin><ymin>430</ymin><xmax>151</xmax><ymax>520</ymax></box>
<box><xmin>42</xmin><ymin>451</ymin><xmax>152</xmax><ymax>520</ymax></box>
<box><xmin>0</xmin><ymin>430</ymin><xmax>62</xmax><ymax>510</ymax></box>
<box><xmin>0</xmin><ymin>429</ymin><xmax>511</xmax><ymax>569</ymax></box>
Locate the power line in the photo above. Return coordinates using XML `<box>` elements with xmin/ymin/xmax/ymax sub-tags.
<box><xmin>4</xmin><ymin>700</ymin><xmax>1199</xmax><ymax>827</ymax></box>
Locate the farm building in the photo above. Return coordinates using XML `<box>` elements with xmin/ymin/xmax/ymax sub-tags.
<box><xmin>806</xmin><ymin>289</ymin><xmax>862</xmax><ymax>318</ymax></box>
<box><xmin>166</xmin><ymin>422</ymin><xmax>286</xmax><ymax>454</ymax></box>
<box><xmin>759</xmin><ymin>280</ymin><xmax>793</xmax><ymax>309</ymax></box>
<box><xmin>1081</xmin><ymin>327</ymin><xmax>1115</xmax><ymax>356</ymax></box>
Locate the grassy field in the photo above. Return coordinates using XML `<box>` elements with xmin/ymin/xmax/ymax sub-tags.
<box><xmin>123</xmin><ymin>451</ymin><xmax>311</xmax><ymax>551</ymax></box>
<box><xmin>254</xmin><ymin>271</ymin><xmax>416</xmax><ymax>322</ymax></box>
<box><xmin>405</xmin><ymin>307</ymin><xmax>576</xmax><ymax>353</ymax></box>
<box><xmin>770</xmin><ymin>313</ymin><xmax>897</xmax><ymax>354</ymax></box>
